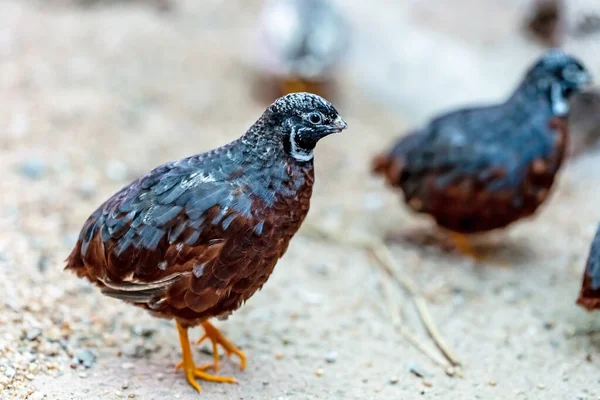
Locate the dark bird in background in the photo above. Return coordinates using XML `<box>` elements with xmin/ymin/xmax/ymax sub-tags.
<box><xmin>256</xmin><ymin>0</ymin><xmax>349</xmax><ymax>99</ymax></box>
<box><xmin>65</xmin><ymin>93</ymin><xmax>347</xmax><ymax>392</ymax></box>
<box><xmin>372</xmin><ymin>50</ymin><xmax>591</xmax><ymax>259</ymax></box>
<box><xmin>568</xmin><ymin>88</ymin><xmax>600</xmax><ymax>158</ymax></box>
<box><xmin>525</xmin><ymin>0</ymin><xmax>564</xmax><ymax>46</ymax></box>
<box><xmin>577</xmin><ymin>224</ymin><xmax>600</xmax><ymax>311</ymax></box>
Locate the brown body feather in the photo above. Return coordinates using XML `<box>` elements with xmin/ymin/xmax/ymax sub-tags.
<box><xmin>66</xmin><ymin>162</ymin><xmax>313</xmax><ymax>328</ymax></box>
<box><xmin>373</xmin><ymin>117</ymin><xmax>567</xmax><ymax>234</ymax></box>
<box><xmin>577</xmin><ymin>223</ymin><xmax>600</xmax><ymax>311</ymax></box>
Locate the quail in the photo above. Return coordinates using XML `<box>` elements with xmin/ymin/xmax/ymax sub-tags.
<box><xmin>372</xmin><ymin>50</ymin><xmax>591</xmax><ymax>258</ymax></box>
<box><xmin>526</xmin><ymin>0</ymin><xmax>564</xmax><ymax>46</ymax></box>
<box><xmin>577</xmin><ymin>224</ymin><xmax>600</xmax><ymax>311</ymax></box>
<box><xmin>65</xmin><ymin>93</ymin><xmax>347</xmax><ymax>392</ymax></box>
<box><xmin>256</xmin><ymin>0</ymin><xmax>349</xmax><ymax>98</ymax></box>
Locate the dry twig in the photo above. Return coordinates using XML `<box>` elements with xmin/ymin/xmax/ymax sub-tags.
<box><xmin>301</xmin><ymin>223</ymin><xmax>462</xmax><ymax>371</ymax></box>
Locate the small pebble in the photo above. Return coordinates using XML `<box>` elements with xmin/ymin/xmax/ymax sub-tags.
<box><xmin>389</xmin><ymin>377</ymin><xmax>399</xmax><ymax>385</ymax></box>
<box><xmin>122</xmin><ymin>381</ymin><xmax>129</xmax><ymax>390</ymax></box>
<box><xmin>564</xmin><ymin>326</ymin><xmax>576</xmax><ymax>338</ymax></box>
<box><xmin>543</xmin><ymin>321</ymin><xmax>555</xmax><ymax>330</ymax></box>
<box><xmin>79</xmin><ymin>372</ymin><xmax>88</xmax><ymax>379</ymax></box>
<box><xmin>4</xmin><ymin>367</ymin><xmax>16</xmax><ymax>379</ymax></box>
<box><xmin>312</xmin><ymin>263</ymin><xmax>330</xmax><ymax>277</ymax></box>
<box><xmin>24</xmin><ymin>328</ymin><xmax>42</xmax><ymax>341</ymax></box>
<box><xmin>121</xmin><ymin>343</ymin><xmax>147</xmax><ymax>359</ymax></box>
<box><xmin>115</xmin><ymin>391</ymin><xmax>123</xmax><ymax>397</ymax></box>
<box><xmin>77</xmin><ymin>181</ymin><xmax>97</xmax><ymax>199</ymax></box>
<box><xmin>30</xmin><ymin>393</ymin><xmax>44</xmax><ymax>400</ymax></box>
<box><xmin>128</xmin><ymin>395</ymin><xmax>136</xmax><ymax>399</ymax></box>
<box><xmin>262</xmin><ymin>381</ymin><xmax>269</xmax><ymax>386</ymax></box>
<box><xmin>275</xmin><ymin>353</ymin><xmax>284</xmax><ymax>360</ymax></box>
<box><xmin>315</xmin><ymin>368</ymin><xmax>324</xmax><ymax>377</ymax></box>
<box><xmin>488</xmin><ymin>380</ymin><xmax>497</xmax><ymax>387</ymax></box>
<box><xmin>19</xmin><ymin>159</ymin><xmax>47</xmax><ymax>180</ymax></box>
<box><xmin>324</xmin><ymin>351</ymin><xmax>337</xmax><ymax>364</ymax></box>
<box><xmin>37</xmin><ymin>255</ymin><xmax>50</xmax><ymax>273</ymax></box>
<box><xmin>422</xmin><ymin>380</ymin><xmax>432</xmax><ymax>387</ymax></box>
<box><xmin>281</xmin><ymin>336</ymin><xmax>292</xmax><ymax>345</ymax></box>
<box><xmin>121</xmin><ymin>362</ymin><xmax>134</xmax><ymax>370</ymax></box>
<box><xmin>106</xmin><ymin>160</ymin><xmax>128</xmax><ymax>182</ymax></box>
<box><xmin>74</xmin><ymin>349</ymin><xmax>97</xmax><ymax>368</ymax></box>
<box><xmin>537</xmin><ymin>383</ymin><xmax>546</xmax><ymax>390</ymax></box>
<box><xmin>406</xmin><ymin>360</ymin><xmax>428</xmax><ymax>378</ymax></box>
<box><xmin>132</xmin><ymin>325</ymin><xmax>156</xmax><ymax>338</ymax></box>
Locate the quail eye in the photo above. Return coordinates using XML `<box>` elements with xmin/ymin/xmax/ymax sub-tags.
<box><xmin>308</xmin><ymin>112</ymin><xmax>322</xmax><ymax>125</ymax></box>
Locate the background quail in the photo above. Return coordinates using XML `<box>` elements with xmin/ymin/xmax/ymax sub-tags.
<box><xmin>255</xmin><ymin>0</ymin><xmax>349</xmax><ymax>100</ymax></box>
<box><xmin>577</xmin><ymin>223</ymin><xmax>600</xmax><ymax>311</ymax></box>
<box><xmin>372</xmin><ymin>50</ymin><xmax>591</xmax><ymax>258</ymax></box>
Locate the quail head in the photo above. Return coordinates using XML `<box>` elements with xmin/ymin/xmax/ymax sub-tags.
<box><xmin>372</xmin><ymin>50</ymin><xmax>591</xmax><ymax>258</ymax></box>
<box><xmin>65</xmin><ymin>92</ymin><xmax>347</xmax><ymax>392</ymax></box>
<box><xmin>256</xmin><ymin>0</ymin><xmax>349</xmax><ymax>97</ymax></box>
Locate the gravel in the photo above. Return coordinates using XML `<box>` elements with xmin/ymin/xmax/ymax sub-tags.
<box><xmin>2</xmin><ymin>0</ymin><xmax>600</xmax><ymax>399</ymax></box>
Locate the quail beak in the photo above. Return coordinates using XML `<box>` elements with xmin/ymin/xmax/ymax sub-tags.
<box><xmin>330</xmin><ymin>116</ymin><xmax>348</xmax><ymax>133</ymax></box>
<box><xmin>576</xmin><ymin>71</ymin><xmax>593</xmax><ymax>88</ymax></box>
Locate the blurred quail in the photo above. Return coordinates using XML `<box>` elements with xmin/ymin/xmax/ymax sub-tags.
<box><xmin>526</xmin><ymin>0</ymin><xmax>564</xmax><ymax>46</ymax></box>
<box><xmin>577</xmin><ymin>224</ymin><xmax>600</xmax><ymax>311</ymax></box>
<box><xmin>256</xmin><ymin>0</ymin><xmax>349</xmax><ymax>98</ymax></box>
<box><xmin>373</xmin><ymin>50</ymin><xmax>591</xmax><ymax>258</ymax></box>
<box><xmin>65</xmin><ymin>93</ymin><xmax>347</xmax><ymax>392</ymax></box>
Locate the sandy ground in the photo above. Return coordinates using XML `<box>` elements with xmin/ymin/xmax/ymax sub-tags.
<box><xmin>2</xmin><ymin>0</ymin><xmax>600</xmax><ymax>399</ymax></box>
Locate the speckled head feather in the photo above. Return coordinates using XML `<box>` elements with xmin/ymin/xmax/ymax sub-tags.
<box><xmin>524</xmin><ymin>49</ymin><xmax>591</xmax><ymax>115</ymax></box>
<box><xmin>266</xmin><ymin>92</ymin><xmax>335</xmax><ymax>115</ymax></box>
<box><xmin>253</xmin><ymin>92</ymin><xmax>347</xmax><ymax>161</ymax></box>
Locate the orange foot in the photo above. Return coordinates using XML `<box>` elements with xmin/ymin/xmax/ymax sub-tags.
<box><xmin>278</xmin><ymin>78</ymin><xmax>326</xmax><ymax>97</ymax></box>
<box><xmin>177</xmin><ymin>320</ymin><xmax>247</xmax><ymax>374</ymax></box>
<box><xmin>450</xmin><ymin>233</ymin><xmax>484</xmax><ymax>262</ymax></box>
<box><xmin>175</xmin><ymin>322</ymin><xmax>238</xmax><ymax>392</ymax></box>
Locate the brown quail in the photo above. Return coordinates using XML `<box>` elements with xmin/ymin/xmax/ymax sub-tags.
<box><xmin>373</xmin><ymin>50</ymin><xmax>591</xmax><ymax>258</ymax></box>
<box><xmin>65</xmin><ymin>92</ymin><xmax>347</xmax><ymax>392</ymax></box>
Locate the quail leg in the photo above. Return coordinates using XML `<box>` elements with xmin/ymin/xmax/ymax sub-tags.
<box><xmin>279</xmin><ymin>77</ymin><xmax>310</xmax><ymax>95</ymax></box>
<box><xmin>176</xmin><ymin>320</ymin><xmax>247</xmax><ymax>373</ymax></box>
<box><xmin>450</xmin><ymin>233</ymin><xmax>484</xmax><ymax>261</ymax></box>
<box><xmin>175</xmin><ymin>322</ymin><xmax>237</xmax><ymax>392</ymax></box>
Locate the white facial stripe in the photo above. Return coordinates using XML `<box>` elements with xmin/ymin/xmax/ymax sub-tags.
<box><xmin>289</xmin><ymin>127</ymin><xmax>314</xmax><ymax>162</ymax></box>
<box><xmin>551</xmin><ymin>82</ymin><xmax>569</xmax><ymax>116</ymax></box>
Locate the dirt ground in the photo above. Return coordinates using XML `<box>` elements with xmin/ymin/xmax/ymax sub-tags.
<box><xmin>2</xmin><ymin>0</ymin><xmax>600</xmax><ymax>399</ymax></box>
